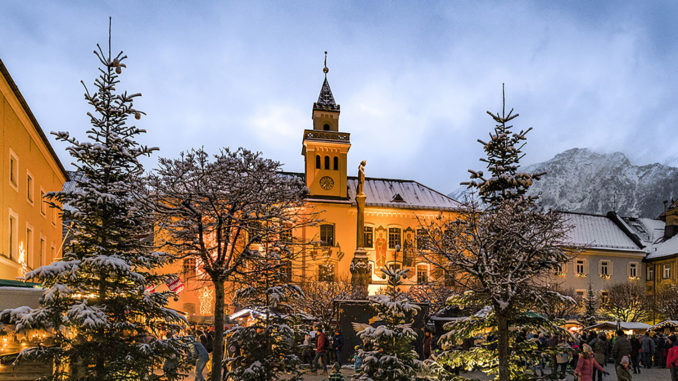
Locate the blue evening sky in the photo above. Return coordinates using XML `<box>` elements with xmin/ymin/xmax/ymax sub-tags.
<box><xmin>2</xmin><ymin>1</ymin><xmax>678</xmax><ymax>193</ymax></box>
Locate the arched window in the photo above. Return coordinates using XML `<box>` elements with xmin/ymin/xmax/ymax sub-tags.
<box><xmin>315</xmin><ymin>155</ymin><xmax>321</xmax><ymax>169</ymax></box>
<box><xmin>323</xmin><ymin>123</ymin><xmax>330</xmax><ymax>131</ymax></box>
<box><xmin>333</xmin><ymin>156</ymin><xmax>338</xmax><ymax>170</ymax></box>
<box><xmin>324</xmin><ymin>156</ymin><xmax>330</xmax><ymax>169</ymax></box>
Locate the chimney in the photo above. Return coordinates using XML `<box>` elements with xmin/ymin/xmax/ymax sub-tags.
<box><xmin>665</xmin><ymin>200</ymin><xmax>678</xmax><ymax>239</ymax></box>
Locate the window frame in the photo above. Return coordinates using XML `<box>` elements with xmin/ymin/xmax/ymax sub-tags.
<box><xmin>554</xmin><ymin>262</ymin><xmax>566</xmax><ymax>276</ymax></box>
<box><xmin>26</xmin><ymin>170</ymin><xmax>34</xmax><ymax>205</ymax></box>
<box><xmin>628</xmin><ymin>262</ymin><xmax>638</xmax><ymax>279</ymax></box>
<box><xmin>25</xmin><ymin>223</ymin><xmax>33</xmax><ymax>267</ymax></box>
<box><xmin>39</xmin><ymin>235</ymin><xmax>46</xmax><ymax>268</ymax></box>
<box><xmin>599</xmin><ymin>259</ymin><xmax>612</xmax><ymax>278</ymax></box>
<box><xmin>416</xmin><ymin>263</ymin><xmax>429</xmax><ymax>285</ymax></box>
<box><xmin>40</xmin><ymin>187</ymin><xmax>47</xmax><ymax>216</ymax></box>
<box><xmin>8</xmin><ymin>208</ymin><xmax>18</xmax><ymax>260</ymax></box>
<box><xmin>647</xmin><ymin>265</ymin><xmax>655</xmax><ymax>281</ymax></box>
<box><xmin>575</xmin><ymin>259</ymin><xmax>586</xmax><ymax>276</ymax></box>
<box><xmin>575</xmin><ymin>289</ymin><xmax>586</xmax><ymax>300</ymax></box>
<box><xmin>663</xmin><ymin>264</ymin><xmax>672</xmax><ymax>280</ymax></box>
<box><xmin>600</xmin><ymin>290</ymin><xmax>610</xmax><ymax>304</ymax></box>
<box><xmin>388</xmin><ymin>227</ymin><xmax>402</xmax><ymax>249</ymax></box>
<box><xmin>9</xmin><ymin>148</ymin><xmax>18</xmax><ymax>192</ymax></box>
<box><xmin>319</xmin><ymin>224</ymin><xmax>335</xmax><ymax>247</ymax></box>
<box><xmin>363</xmin><ymin>225</ymin><xmax>374</xmax><ymax>249</ymax></box>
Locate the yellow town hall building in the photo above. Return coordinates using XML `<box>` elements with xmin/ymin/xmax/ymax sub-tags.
<box><xmin>169</xmin><ymin>69</ymin><xmax>462</xmax><ymax>319</ymax></box>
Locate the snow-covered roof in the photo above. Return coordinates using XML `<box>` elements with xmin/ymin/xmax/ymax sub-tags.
<box><xmin>560</xmin><ymin>212</ymin><xmax>645</xmax><ymax>252</ymax></box>
<box><xmin>346</xmin><ymin>177</ymin><xmax>462</xmax><ymax>211</ymax></box>
<box><xmin>650</xmin><ymin>320</ymin><xmax>678</xmax><ymax>331</ymax></box>
<box><xmin>646</xmin><ymin>235</ymin><xmax>678</xmax><ymax>260</ymax></box>
<box><xmin>621</xmin><ymin>217</ymin><xmax>665</xmax><ymax>244</ymax></box>
<box><xmin>586</xmin><ymin>321</ymin><xmax>651</xmax><ymax>331</ymax></box>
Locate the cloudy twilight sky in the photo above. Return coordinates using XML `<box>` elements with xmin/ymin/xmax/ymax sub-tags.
<box><xmin>2</xmin><ymin>1</ymin><xmax>678</xmax><ymax>193</ymax></box>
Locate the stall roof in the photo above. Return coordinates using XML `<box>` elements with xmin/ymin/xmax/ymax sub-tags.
<box><xmin>586</xmin><ymin>321</ymin><xmax>651</xmax><ymax>331</ymax></box>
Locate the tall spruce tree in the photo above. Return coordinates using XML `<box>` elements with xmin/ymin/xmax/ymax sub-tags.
<box><xmin>1</xmin><ymin>22</ymin><xmax>188</xmax><ymax>380</ymax></box>
<box><xmin>422</xmin><ymin>85</ymin><xmax>571</xmax><ymax>381</ymax></box>
<box><xmin>354</xmin><ymin>267</ymin><xmax>421</xmax><ymax>381</ymax></box>
<box><xmin>580</xmin><ymin>283</ymin><xmax>598</xmax><ymax>327</ymax></box>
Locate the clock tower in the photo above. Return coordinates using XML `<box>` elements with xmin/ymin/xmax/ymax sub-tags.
<box><xmin>302</xmin><ymin>53</ymin><xmax>350</xmax><ymax>198</ymax></box>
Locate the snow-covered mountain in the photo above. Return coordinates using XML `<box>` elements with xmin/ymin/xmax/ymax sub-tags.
<box><xmin>449</xmin><ymin>148</ymin><xmax>678</xmax><ymax>218</ymax></box>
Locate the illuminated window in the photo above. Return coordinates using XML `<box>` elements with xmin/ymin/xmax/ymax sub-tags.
<box><xmin>26</xmin><ymin>172</ymin><xmax>34</xmax><ymax>204</ymax></box>
<box><xmin>600</xmin><ymin>260</ymin><xmax>609</xmax><ymax>276</ymax></box>
<box><xmin>647</xmin><ymin>266</ymin><xmax>655</xmax><ymax>281</ymax></box>
<box><xmin>320</xmin><ymin>224</ymin><xmax>334</xmax><ymax>246</ymax></box>
<box><xmin>363</xmin><ymin>226</ymin><xmax>374</xmax><ymax>248</ymax></box>
<box><xmin>416</xmin><ymin>264</ymin><xmax>429</xmax><ymax>284</ymax></box>
<box><xmin>629</xmin><ymin>263</ymin><xmax>638</xmax><ymax>278</ymax></box>
<box><xmin>664</xmin><ymin>264</ymin><xmax>672</xmax><ymax>279</ymax></box>
<box><xmin>600</xmin><ymin>290</ymin><xmax>609</xmax><ymax>304</ymax></box>
<box><xmin>388</xmin><ymin>227</ymin><xmax>401</xmax><ymax>249</ymax></box>
<box><xmin>280</xmin><ymin>226</ymin><xmax>293</xmax><ymax>243</ymax></box>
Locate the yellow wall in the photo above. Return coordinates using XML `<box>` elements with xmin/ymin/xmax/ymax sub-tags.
<box><xmin>0</xmin><ymin>62</ymin><xmax>66</xmax><ymax>280</ymax></box>
<box><xmin>645</xmin><ymin>258</ymin><xmax>678</xmax><ymax>294</ymax></box>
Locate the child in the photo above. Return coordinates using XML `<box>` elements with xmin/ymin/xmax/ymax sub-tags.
<box><xmin>329</xmin><ymin>362</ymin><xmax>344</xmax><ymax>381</ymax></box>
<box><xmin>353</xmin><ymin>345</ymin><xmax>363</xmax><ymax>372</ymax></box>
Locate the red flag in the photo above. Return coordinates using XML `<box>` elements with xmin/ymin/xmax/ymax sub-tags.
<box><xmin>145</xmin><ymin>284</ymin><xmax>156</xmax><ymax>294</ymax></box>
<box><xmin>165</xmin><ymin>276</ymin><xmax>185</xmax><ymax>294</ymax></box>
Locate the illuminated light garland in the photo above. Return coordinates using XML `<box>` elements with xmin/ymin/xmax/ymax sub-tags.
<box><xmin>199</xmin><ymin>286</ymin><xmax>213</xmax><ymax>315</ymax></box>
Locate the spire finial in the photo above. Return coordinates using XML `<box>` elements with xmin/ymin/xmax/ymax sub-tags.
<box><xmin>323</xmin><ymin>51</ymin><xmax>329</xmax><ymax>76</ymax></box>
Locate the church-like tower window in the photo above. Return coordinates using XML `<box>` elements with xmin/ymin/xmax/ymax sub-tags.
<box><xmin>333</xmin><ymin>156</ymin><xmax>338</xmax><ymax>170</ymax></box>
<box><xmin>323</xmin><ymin>123</ymin><xmax>330</xmax><ymax>131</ymax></box>
<box><xmin>316</xmin><ymin>155</ymin><xmax>321</xmax><ymax>169</ymax></box>
<box><xmin>324</xmin><ymin>156</ymin><xmax>330</xmax><ymax>169</ymax></box>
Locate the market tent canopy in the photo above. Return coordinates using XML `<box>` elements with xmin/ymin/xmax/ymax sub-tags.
<box><xmin>586</xmin><ymin>321</ymin><xmax>651</xmax><ymax>331</ymax></box>
<box><xmin>650</xmin><ymin>320</ymin><xmax>678</xmax><ymax>331</ymax></box>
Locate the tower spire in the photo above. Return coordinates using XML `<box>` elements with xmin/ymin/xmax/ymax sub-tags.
<box><xmin>323</xmin><ymin>51</ymin><xmax>329</xmax><ymax>77</ymax></box>
<box><xmin>314</xmin><ymin>51</ymin><xmax>338</xmax><ymax>111</ymax></box>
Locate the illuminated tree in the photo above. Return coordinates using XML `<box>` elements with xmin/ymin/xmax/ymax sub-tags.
<box><xmin>600</xmin><ymin>283</ymin><xmax>648</xmax><ymax>322</ymax></box>
<box><xmin>1</xmin><ymin>22</ymin><xmax>187</xmax><ymax>380</ymax></box>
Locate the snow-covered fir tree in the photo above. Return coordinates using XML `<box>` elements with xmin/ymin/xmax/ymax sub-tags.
<box><xmin>579</xmin><ymin>283</ymin><xmax>598</xmax><ymax>327</ymax></box>
<box><xmin>422</xmin><ymin>85</ymin><xmax>571</xmax><ymax>381</ymax></box>
<box><xmin>149</xmin><ymin>147</ymin><xmax>314</xmax><ymax>381</ymax></box>
<box><xmin>224</xmin><ymin>247</ymin><xmax>303</xmax><ymax>381</ymax></box>
<box><xmin>1</xmin><ymin>24</ymin><xmax>188</xmax><ymax>380</ymax></box>
<box><xmin>354</xmin><ymin>267</ymin><xmax>421</xmax><ymax>381</ymax></box>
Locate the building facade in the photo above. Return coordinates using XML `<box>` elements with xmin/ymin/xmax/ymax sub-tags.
<box><xmin>0</xmin><ymin>59</ymin><xmax>67</xmax><ymax>281</ymax></box>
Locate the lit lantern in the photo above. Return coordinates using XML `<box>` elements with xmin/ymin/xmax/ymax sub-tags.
<box><xmin>199</xmin><ymin>286</ymin><xmax>213</xmax><ymax>315</ymax></box>
<box><xmin>17</xmin><ymin>242</ymin><xmax>28</xmax><ymax>278</ymax></box>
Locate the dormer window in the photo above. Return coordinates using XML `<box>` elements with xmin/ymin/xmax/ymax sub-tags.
<box><xmin>391</xmin><ymin>193</ymin><xmax>405</xmax><ymax>203</ymax></box>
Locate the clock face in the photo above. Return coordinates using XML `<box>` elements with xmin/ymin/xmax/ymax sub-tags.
<box><xmin>319</xmin><ymin>176</ymin><xmax>335</xmax><ymax>190</ymax></box>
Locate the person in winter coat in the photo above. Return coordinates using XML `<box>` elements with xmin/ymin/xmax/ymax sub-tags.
<box><xmin>640</xmin><ymin>332</ymin><xmax>655</xmax><ymax>368</ymax></box>
<box><xmin>193</xmin><ymin>337</ymin><xmax>210</xmax><ymax>381</ymax></box>
<box><xmin>616</xmin><ymin>356</ymin><xmax>632</xmax><ymax>381</ymax></box>
<box><xmin>312</xmin><ymin>326</ymin><xmax>328</xmax><ymax>374</ymax></box>
<box><xmin>667</xmin><ymin>335</ymin><xmax>678</xmax><ymax>381</ymax></box>
<box><xmin>332</xmin><ymin>329</ymin><xmax>345</xmax><ymax>365</ymax></box>
<box><xmin>612</xmin><ymin>330</ymin><xmax>633</xmax><ymax>366</ymax></box>
<box><xmin>630</xmin><ymin>334</ymin><xmax>641</xmax><ymax>374</ymax></box>
<box><xmin>576</xmin><ymin>344</ymin><xmax>609</xmax><ymax>381</ymax></box>
<box><xmin>591</xmin><ymin>333</ymin><xmax>608</xmax><ymax>381</ymax></box>
<box><xmin>555</xmin><ymin>338</ymin><xmax>571</xmax><ymax>380</ymax></box>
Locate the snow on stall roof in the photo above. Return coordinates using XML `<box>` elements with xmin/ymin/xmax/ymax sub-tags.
<box><xmin>586</xmin><ymin>321</ymin><xmax>651</xmax><ymax>331</ymax></box>
<box><xmin>346</xmin><ymin>177</ymin><xmax>462</xmax><ymax>211</ymax></box>
<box><xmin>560</xmin><ymin>212</ymin><xmax>644</xmax><ymax>252</ymax></box>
